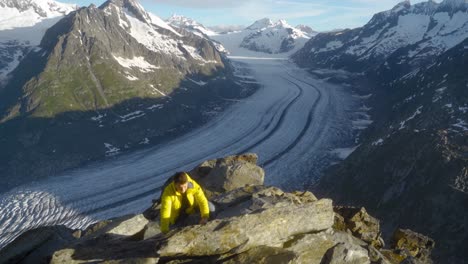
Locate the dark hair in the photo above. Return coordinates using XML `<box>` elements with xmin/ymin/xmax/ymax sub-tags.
<box><xmin>173</xmin><ymin>172</ymin><xmax>188</xmax><ymax>185</ymax></box>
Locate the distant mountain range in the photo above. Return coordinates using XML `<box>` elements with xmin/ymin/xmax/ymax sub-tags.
<box><xmin>0</xmin><ymin>0</ymin><xmax>77</xmax><ymax>86</ymax></box>
<box><xmin>293</xmin><ymin>0</ymin><xmax>468</xmax><ymax>73</ymax></box>
<box><xmin>207</xmin><ymin>18</ymin><xmax>314</xmax><ymax>55</ymax></box>
<box><xmin>168</xmin><ymin>16</ymin><xmax>315</xmax><ymax>55</ymax></box>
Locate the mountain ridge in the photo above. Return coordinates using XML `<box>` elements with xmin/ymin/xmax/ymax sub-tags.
<box><xmin>290</xmin><ymin>0</ymin><xmax>468</xmax><ymax>262</ymax></box>
<box><xmin>293</xmin><ymin>0</ymin><xmax>468</xmax><ymax>73</ymax></box>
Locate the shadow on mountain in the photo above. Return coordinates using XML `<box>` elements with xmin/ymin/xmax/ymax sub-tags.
<box><xmin>0</xmin><ymin>74</ymin><xmax>257</xmax><ymax>193</ymax></box>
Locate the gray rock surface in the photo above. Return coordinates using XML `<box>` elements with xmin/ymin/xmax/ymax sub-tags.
<box><xmin>158</xmin><ymin>199</ymin><xmax>334</xmax><ymax>256</ymax></box>
<box><xmin>190</xmin><ymin>153</ymin><xmax>264</xmax><ymax>195</ymax></box>
<box><xmin>82</xmin><ymin>214</ymin><xmax>149</xmax><ymax>241</ymax></box>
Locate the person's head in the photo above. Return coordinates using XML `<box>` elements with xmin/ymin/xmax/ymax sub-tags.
<box><xmin>173</xmin><ymin>172</ymin><xmax>189</xmax><ymax>193</ymax></box>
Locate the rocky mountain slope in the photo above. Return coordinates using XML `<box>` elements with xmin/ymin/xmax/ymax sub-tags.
<box><xmin>0</xmin><ymin>154</ymin><xmax>435</xmax><ymax>264</ymax></box>
<box><xmin>316</xmin><ymin>37</ymin><xmax>468</xmax><ymax>263</ymax></box>
<box><xmin>293</xmin><ymin>0</ymin><xmax>468</xmax><ymax>73</ymax></box>
<box><xmin>0</xmin><ymin>0</ymin><xmax>224</xmax><ymax>120</ymax></box>
<box><xmin>0</xmin><ymin>0</ymin><xmax>77</xmax><ymax>87</ymax></box>
<box><xmin>290</xmin><ymin>0</ymin><xmax>468</xmax><ymax>262</ymax></box>
<box><xmin>0</xmin><ymin>0</ymin><xmax>253</xmax><ymax>190</ymax></box>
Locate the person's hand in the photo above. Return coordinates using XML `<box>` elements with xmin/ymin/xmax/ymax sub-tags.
<box><xmin>199</xmin><ymin>217</ymin><xmax>208</xmax><ymax>225</ymax></box>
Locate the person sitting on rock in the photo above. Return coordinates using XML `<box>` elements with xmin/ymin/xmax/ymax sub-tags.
<box><xmin>160</xmin><ymin>171</ymin><xmax>213</xmax><ymax>233</ymax></box>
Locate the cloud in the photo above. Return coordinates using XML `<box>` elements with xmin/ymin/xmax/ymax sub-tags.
<box><xmin>149</xmin><ymin>0</ymin><xmax>250</xmax><ymax>8</ymax></box>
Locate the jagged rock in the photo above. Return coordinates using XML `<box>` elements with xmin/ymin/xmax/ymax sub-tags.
<box><xmin>0</xmin><ymin>225</ymin><xmax>76</xmax><ymax>264</ymax></box>
<box><xmin>12</xmin><ymin>154</ymin><xmax>435</xmax><ymax>263</ymax></box>
<box><xmin>334</xmin><ymin>207</ymin><xmax>383</xmax><ymax>248</ymax></box>
<box><xmin>50</xmin><ymin>239</ymin><xmax>161</xmax><ymax>264</ymax></box>
<box><xmin>250</xmin><ymin>187</ymin><xmax>318</xmax><ymax>211</ymax></box>
<box><xmin>82</xmin><ymin>214</ymin><xmax>149</xmax><ymax>241</ymax></box>
<box><xmin>221</xmin><ymin>246</ymin><xmax>297</xmax><ymax>263</ymax></box>
<box><xmin>211</xmin><ymin>186</ymin><xmax>319</xmax><ymax>221</ymax></box>
<box><xmin>190</xmin><ymin>153</ymin><xmax>264</xmax><ymax>195</ymax></box>
<box><xmin>367</xmin><ymin>245</ymin><xmax>392</xmax><ymax>264</ymax></box>
<box><xmin>322</xmin><ymin>242</ymin><xmax>370</xmax><ymax>264</ymax></box>
<box><xmin>391</xmin><ymin>228</ymin><xmax>435</xmax><ymax>262</ymax></box>
<box><xmin>212</xmin><ymin>185</ymin><xmax>267</xmax><ymax>207</ymax></box>
<box><xmin>333</xmin><ymin>213</ymin><xmax>347</xmax><ymax>232</ymax></box>
<box><xmin>158</xmin><ymin>199</ymin><xmax>334</xmax><ymax>257</ymax></box>
<box><xmin>287</xmin><ymin>230</ymin><xmax>372</xmax><ymax>264</ymax></box>
<box><xmin>211</xmin><ymin>185</ymin><xmax>267</xmax><ymax>219</ymax></box>
<box><xmin>143</xmin><ymin>221</ymin><xmax>162</xmax><ymax>240</ymax></box>
<box><xmin>282</xmin><ymin>231</ymin><xmax>336</xmax><ymax>263</ymax></box>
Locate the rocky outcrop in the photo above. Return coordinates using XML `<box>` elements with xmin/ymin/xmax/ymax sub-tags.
<box><xmin>0</xmin><ymin>154</ymin><xmax>435</xmax><ymax>264</ymax></box>
<box><xmin>315</xmin><ymin>37</ymin><xmax>468</xmax><ymax>263</ymax></box>
<box><xmin>189</xmin><ymin>153</ymin><xmax>265</xmax><ymax>196</ymax></box>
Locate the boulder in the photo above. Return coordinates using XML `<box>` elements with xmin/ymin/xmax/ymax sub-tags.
<box><xmin>189</xmin><ymin>153</ymin><xmax>264</xmax><ymax>195</ymax></box>
<box><xmin>82</xmin><ymin>214</ymin><xmax>149</xmax><ymax>241</ymax></box>
<box><xmin>283</xmin><ymin>231</ymin><xmax>337</xmax><ymax>264</ymax></box>
<box><xmin>322</xmin><ymin>242</ymin><xmax>370</xmax><ymax>264</ymax></box>
<box><xmin>391</xmin><ymin>228</ymin><xmax>435</xmax><ymax>262</ymax></box>
<box><xmin>367</xmin><ymin>245</ymin><xmax>392</xmax><ymax>264</ymax></box>
<box><xmin>334</xmin><ymin>207</ymin><xmax>383</xmax><ymax>248</ymax></box>
<box><xmin>158</xmin><ymin>199</ymin><xmax>334</xmax><ymax>257</ymax></box>
<box><xmin>0</xmin><ymin>225</ymin><xmax>76</xmax><ymax>264</ymax></box>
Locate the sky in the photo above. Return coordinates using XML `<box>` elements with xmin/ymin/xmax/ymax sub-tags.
<box><xmin>63</xmin><ymin>0</ymin><xmax>434</xmax><ymax>31</ymax></box>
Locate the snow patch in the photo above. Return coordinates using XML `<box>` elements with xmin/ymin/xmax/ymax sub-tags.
<box><xmin>149</xmin><ymin>84</ymin><xmax>166</xmax><ymax>96</ymax></box>
<box><xmin>188</xmin><ymin>78</ymin><xmax>207</xmax><ymax>86</ymax></box>
<box><xmin>104</xmin><ymin>143</ymin><xmax>120</xmax><ymax>156</ymax></box>
<box><xmin>330</xmin><ymin>146</ymin><xmax>359</xmax><ymax>160</ymax></box>
<box><xmin>372</xmin><ymin>138</ymin><xmax>384</xmax><ymax>146</ymax></box>
<box><xmin>113</xmin><ymin>55</ymin><xmax>160</xmax><ymax>72</ymax></box>
<box><xmin>119</xmin><ymin>111</ymin><xmax>145</xmax><ymax>123</ymax></box>
<box><xmin>399</xmin><ymin>106</ymin><xmax>423</xmax><ymax>130</ymax></box>
<box><xmin>147</xmin><ymin>104</ymin><xmax>163</xmax><ymax>110</ymax></box>
<box><xmin>452</xmin><ymin>119</ymin><xmax>468</xmax><ymax>131</ymax></box>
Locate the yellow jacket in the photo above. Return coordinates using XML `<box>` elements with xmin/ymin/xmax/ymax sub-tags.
<box><xmin>160</xmin><ymin>174</ymin><xmax>209</xmax><ymax>233</ymax></box>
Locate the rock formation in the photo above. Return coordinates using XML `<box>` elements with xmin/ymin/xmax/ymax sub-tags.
<box><xmin>0</xmin><ymin>154</ymin><xmax>434</xmax><ymax>264</ymax></box>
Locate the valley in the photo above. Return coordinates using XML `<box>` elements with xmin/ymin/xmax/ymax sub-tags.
<box><xmin>0</xmin><ymin>53</ymin><xmax>362</xmax><ymax>249</ymax></box>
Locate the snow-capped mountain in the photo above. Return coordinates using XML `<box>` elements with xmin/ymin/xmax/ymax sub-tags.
<box><xmin>0</xmin><ymin>0</ymin><xmax>77</xmax><ymax>86</ymax></box>
<box><xmin>212</xmin><ymin>18</ymin><xmax>313</xmax><ymax>55</ymax></box>
<box><xmin>165</xmin><ymin>14</ymin><xmax>227</xmax><ymax>53</ymax></box>
<box><xmin>166</xmin><ymin>14</ymin><xmax>217</xmax><ymax>37</ymax></box>
<box><xmin>293</xmin><ymin>0</ymin><xmax>468</xmax><ymax>72</ymax></box>
<box><xmin>0</xmin><ymin>0</ymin><xmax>225</xmax><ymax>120</ymax></box>
<box><xmin>240</xmin><ymin>19</ymin><xmax>312</xmax><ymax>54</ymax></box>
<box><xmin>295</xmin><ymin>24</ymin><xmax>317</xmax><ymax>35</ymax></box>
<box><xmin>0</xmin><ymin>0</ymin><xmax>77</xmax><ymax>30</ymax></box>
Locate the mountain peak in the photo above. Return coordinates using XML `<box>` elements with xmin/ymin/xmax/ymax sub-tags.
<box><xmin>440</xmin><ymin>0</ymin><xmax>468</xmax><ymax>8</ymax></box>
<box><xmin>167</xmin><ymin>14</ymin><xmax>197</xmax><ymax>26</ymax></box>
<box><xmin>166</xmin><ymin>14</ymin><xmax>216</xmax><ymax>36</ymax></box>
<box><xmin>391</xmin><ymin>0</ymin><xmax>412</xmax><ymax>12</ymax></box>
<box><xmin>276</xmin><ymin>19</ymin><xmax>289</xmax><ymax>27</ymax></box>
<box><xmin>246</xmin><ymin>18</ymin><xmax>274</xmax><ymax>30</ymax></box>
<box><xmin>100</xmin><ymin>0</ymin><xmax>151</xmax><ymax>24</ymax></box>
